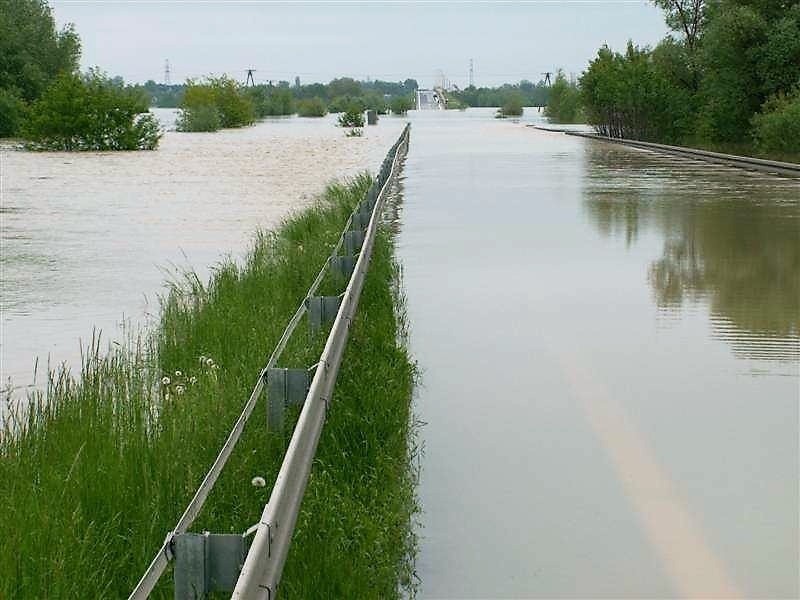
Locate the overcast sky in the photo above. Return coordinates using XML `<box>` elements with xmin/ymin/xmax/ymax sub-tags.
<box><xmin>51</xmin><ymin>1</ymin><xmax>669</xmax><ymax>88</ymax></box>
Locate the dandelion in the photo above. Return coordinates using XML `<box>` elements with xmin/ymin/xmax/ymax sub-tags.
<box><xmin>251</xmin><ymin>476</ymin><xmax>266</xmax><ymax>488</ymax></box>
<box><xmin>175</xmin><ymin>385</ymin><xmax>185</xmax><ymax>396</ymax></box>
<box><xmin>175</xmin><ymin>370</ymin><xmax>182</xmax><ymax>377</ymax></box>
<box><xmin>205</xmin><ymin>357</ymin><xmax>214</xmax><ymax>368</ymax></box>
<box><xmin>199</xmin><ymin>355</ymin><xmax>207</xmax><ymax>365</ymax></box>
<box><xmin>189</xmin><ymin>376</ymin><xmax>197</xmax><ymax>385</ymax></box>
<box><xmin>161</xmin><ymin>376</ymin><xmax>171</xmax><ymax>386</ymax></box>
<box><xmin>211</xmin><ymin>364</ymin><xmax>219</xmax><ymax>370</ymax></box>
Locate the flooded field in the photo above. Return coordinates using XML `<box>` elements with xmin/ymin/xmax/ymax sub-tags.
<box><xmin>0</xmin><ymin>111</ymin><xmax>404</xmax><ymax>391</ymax></box>
<box><xmin>399</xmin><ymin>109</ymin><xmax>799</xmax><ymax>598</ymax></box>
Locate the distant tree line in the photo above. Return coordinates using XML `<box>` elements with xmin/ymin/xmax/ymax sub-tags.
<box><xmin>580</xmin><ymin>0</ymin><xmax>800</xmax><ymax>159</ymax></box>
<box><xmin>449</xmin><ymin>80</ymin><xmax>550</xmax><ymax>108</ymax></box>
<box><xmin>141</xmin><ymin>76</ymin><xmax>419</xmax><ymax>132</ymax></box>
<box><xmin>1</xmin><ymin>0</ymin><xmax>161</xmax><ymax>150</ymax></box>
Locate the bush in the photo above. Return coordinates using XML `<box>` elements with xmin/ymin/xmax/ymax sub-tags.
<box><xmin>24</xmin><ymin>70</ymin><xmax>161</xmax><ymax>150</ymax></box>
<box><xmin>0</xmin><ymin>89</ymin><xmax>27</xmax><ymax>137</ymax></box>
<box><xmin>247</xmin><ymin>85</ymin><xmax>294</xmax><ymax>117</ymax></box>
<box><xmin>177</xmin><ymin>103</ymin><xmax>221</xmax><ymax>132</ymax></box>
<box><xmin>338</xmin><ymin>107</ymin><xmax>365</xmax><ymax>128</ymax></box>
<box><xmin>178</xmin><ymin>76</ymin><xmax>255</xmax><ymax>132</ymax></box>
<box><xmin>296</xmin><ymin>97</ymin><xmax>327</xmax><ymax>117</ymax></box>
<box><xmin>751</xmin><ymin>88</ymin><xmax>800</xmax><ymax>157</ymax></box>
<box><xmin>496</xmin><ymin>93</ymin><xmax>524</xmax><ymax>118</ymax></box>
<box><xmin>390</xmin><ymin>96</ymin><xmax>413</xmax><ymax>115</ymax></box>
<box><xmin>544</xmin><ymin>70</ymin><xmax>583</xmax><ymax>123</ymax></box>
<box><xmin>329</xmin><ymin>95</ymin><xmax>366</xmax><ymax>113</ymax></box>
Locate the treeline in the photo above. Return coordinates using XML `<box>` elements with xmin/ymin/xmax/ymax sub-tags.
<box><xmin>580</xmin><ymin>0</ymin><xmax>800</xmax><ymax>159</ymax></box>
<box><xmin>1</xmin><ymin>0</ymin><xmax>161</xmax><ymax>150</ymax></box>
<box><xmin>544</xmin><ymin>70</ymin><xmax>583</xmax><ymax>123</ymax></box>
<box><xmin>173</xmin><ymin>76</ymin><xmax>417</xmax><ymax>132</ymax></box>
<box><xmin>450</xmin><ymin>80</ymin><xmax>550</xmax><ymax>108</ymax></box>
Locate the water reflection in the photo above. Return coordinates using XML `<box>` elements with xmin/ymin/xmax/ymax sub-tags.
<box><xmin>583</xmin><ymin>144</ymin><xmax>800</xmax><ymax>361</ymax></box>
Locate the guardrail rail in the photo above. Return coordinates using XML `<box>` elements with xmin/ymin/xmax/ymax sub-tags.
<box><xmin>129</xmin><ymin>123</ymin><xmax>411</xmax><ymax>600</ymax></box>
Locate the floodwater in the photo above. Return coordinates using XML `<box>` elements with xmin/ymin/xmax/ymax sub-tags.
<box><xmin>0</xmin><ymin>110</ymin><xmax>405</xmax><ymax>392</ymax></box>
<box><xmin>398</xmin><ymin>109</ymin><xmax>799</xmax><ymax>598</ymax></box>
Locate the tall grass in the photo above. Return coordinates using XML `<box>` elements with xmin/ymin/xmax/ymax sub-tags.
<box><xmin>0</xmin><ymin>174</ymin><xmax>417</xmax><ymax>598</ymax></box>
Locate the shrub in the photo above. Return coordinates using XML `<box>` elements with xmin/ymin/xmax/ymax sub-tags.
<box><xmin>296</xmin><ymin>97</ymin><xmax>327</xmax><ymax>117</ymax></box>
<box><xmin>247</xmin><ymin>85</ymin><xmax>294</xmax><ymax>117</ymax></box>
<box><xmin>751</xmin><ymin>88</ymin><xmax>800</xmax><ymax>157</ymax></box>
<box><xmin>177</xmin><ymin>76</ymin><xmax>255</xmax><ymax>132</ymax></box>
<box><xmin>496</xmin><ymin>93</ymin><xmax>524</xmax><ymax>118</ymax></box>
<box><xmin>330</xmin><ymin>95</ymin><xmax>366</xmax><ymax>113</ymax></box>
<box><xmin>24</xmin><ymin>70</ymin><xmax>161</xmax><ymax>150</ymax></box>
<box><xmin>390</xmin><ymin>96</ymin><xmax>413</xmax><ymax>115</ymax></box>
<box><xmin>0</xmin><ymin>89</ymin><xmax>27</xmax><ymax>137</ymax></box>
<box><xmin>338</xmin><ymin>107</ymin><xmax>365</xmax><ymax>128</ymax></box>
<box><xmin>544</xmin><ymin>70</ymin><xmax>583</xmax><ymax>123</ymax></box>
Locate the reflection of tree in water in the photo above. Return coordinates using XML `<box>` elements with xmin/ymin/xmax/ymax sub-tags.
<box><xmin>583</xmin><ymin>145</ymin><xmax>800</xmax><ymax>359</ymax></box>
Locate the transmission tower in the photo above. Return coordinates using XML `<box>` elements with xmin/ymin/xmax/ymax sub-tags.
<box><xmin>542</xmin><ymin>71</ymin><xmax>552</xmax><ymax>86</ymax></box>
<box><xmin>245</xmin><ymin>69</ymin><xmax>256</xmax><ymax>87</ymax></box>
<box><xmin>164</xmin><ymin>59</ymin><xmax>171</xmax><ymax>85</ymax></box>
<box><xmin>469</xmin><ymin>58</ymin><xmax>474</xmax><ymax>88</ymax></box>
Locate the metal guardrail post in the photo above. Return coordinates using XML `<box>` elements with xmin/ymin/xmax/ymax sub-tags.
<box><xmin>266</xmin><ymin>368</ymin><xmax>311</xmax><ymax>432</ymax></box>
<box><xmin>232</xmin><ymin>124</ymin><xmax>410</xmax><ymax>600</ymax></box>
<box><xmin>127</xmin><ymin>124</ymin><xmax>410</xmax><ymax>600</ymax></box>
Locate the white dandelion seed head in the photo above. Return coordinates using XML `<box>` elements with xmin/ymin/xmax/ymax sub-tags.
<box><xmin>161</xmin><ymin>376</ymin><xmax>171</xmax><ymax>386</ymax></box>
<box><xmin>190</xmin><ymin>376</ymin><xmax>197</xmax><ymax>385</ymax></box>
<box><xmin>205</xmin><ymin>357</ymin><xmax>214</xmax><ymax>367</ymax></box>
<box><xmin>211</xmin><ymin>364</ymin><xmax>219</xmax><ymax>370</ymax></box>
<box><xmin>199</xmin><ymin>355</ymin><xmax>207</xmax><ymax>365</ymax></box>
<box><xmin>175</xmin><ymin>370</ymin><xmax>182</xmax><ymax>377</ymax></box>
<box><xmin>175</xmin><ymin>385</ymin><xmax>185</xmax><ymax>395</ymax></box>
<box><xmin>251</xmin><ymin>476</ymin><xmax>266</xmax><ymax>488</ymax></box>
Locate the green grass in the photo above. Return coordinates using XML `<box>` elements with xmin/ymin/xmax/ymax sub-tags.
<box><xmin>0</xmin><ymin>174</ymin><xmax>418</xmax><ymax>598</ymax></box>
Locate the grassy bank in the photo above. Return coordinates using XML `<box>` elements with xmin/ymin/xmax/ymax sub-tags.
<box><xmin>0</xmin><ymin>175</ymin><xmax>417</xmax><ymax>598</ymax></box>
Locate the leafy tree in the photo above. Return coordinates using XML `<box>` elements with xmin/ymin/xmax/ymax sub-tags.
<box><xmin>390</xmin><ymin>96</ymin><xmax>413</xmax><ymax>115</ymax></box>
<box><xmin>651</xmin><ymin>0</ymin><xmax>708</xmax><ymax>51</ymax></box>
<box><xmin>0</xmin><ymin>0</ymin><xmax>80</xmax><ymax>105</ymax></box>
<box><xmin>177</xmin><ymin>76</ymin><xmax>255</xmax><ymax>132</ymax></box>
<box><xmin>496</xmin><ymin>93</ymin><xmax>524</xmax><ymax>118</ymax></box>
<box><xmin>544</xmin><ymin>70</ymin><xmax>583</xmax><ymax>123</ymax></box>
<box><xmin>751</xmin><ymin>87</ymin><xmax>800</xmax><ymax>158</ymax></box>
<box><xmin>296</xmin><ymin>97</ymin><xmax>327</xmax><ymax>117</ymax></box>
<box><xmin>0</xmin><ymin>89</ymin><xmax>27</xmax><ymax>137</ymax></box>
<box><xmin>24</xmin><ymin>70</ymin><xmax>161</xmax><ymax>150</ymax></box>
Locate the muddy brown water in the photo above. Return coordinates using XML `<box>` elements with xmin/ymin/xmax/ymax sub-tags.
<box><xmin>0</xmin><ymin>110</ymin><xmax>405</xmax><ymax>393</ymax></box>
<box><xmin>398</xmin><ymin>108</ymin><xmax>798</xmax><ymax>598</ymax></box>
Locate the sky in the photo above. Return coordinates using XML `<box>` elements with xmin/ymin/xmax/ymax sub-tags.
<box><xmin>50</xmin><ymin>1</ymin><xmax>670</xmax><ymax>88</ymax></box>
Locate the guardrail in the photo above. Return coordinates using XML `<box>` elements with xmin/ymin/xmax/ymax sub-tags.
<box><xmin>129</xmin><ymin>123</ymin><xmax>411</xmax><ymax>599</ymax></box>
<box><xmin>558</xmin><ymin>130</ymin><xmax>800</xmax><ymax>178</ymax></box>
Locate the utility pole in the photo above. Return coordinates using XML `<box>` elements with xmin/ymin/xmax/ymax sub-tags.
<box><xmin>469</xmin><ymin>58</ymin><xmax>474</xmax><ymax>88</ymax></box>
<box><xmin>245</xmin><ymin>69</ymin><xmax>256</xmax><ymax>87</ymax></box>
<box><xmin>164</xmin><ymin>59</ymin><xmax>171</xmax><ymax>85</ymax></box>
<box><xmin>542</xmin><ymin>71</ymin><xmax>552</xmax><ymax>86</ymax></box>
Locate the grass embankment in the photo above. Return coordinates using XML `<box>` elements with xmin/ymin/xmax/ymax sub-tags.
<box><xmin>0</xmin><ymin>175</ymin><xmax>417</xmax><ymax>598</ymax></box>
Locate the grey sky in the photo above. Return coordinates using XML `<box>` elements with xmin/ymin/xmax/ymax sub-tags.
<box><xmin>51</xmin><ymin>1</ymin><xmax>669</xmax><ymax>88</ymax></box>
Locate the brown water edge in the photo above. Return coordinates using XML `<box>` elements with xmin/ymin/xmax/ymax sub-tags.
<box><xmin>0</xmin><ymin>111</ymin><xmax>406</xmax><ymax>393</ymax></box>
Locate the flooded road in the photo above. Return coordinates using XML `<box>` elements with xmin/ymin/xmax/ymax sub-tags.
<box><xmin>398</xmin><ymin>109</ymin><xmax>799</xmax><ymax>598</ymax></box>
<box><xmin>0</xmin><ymin>111</ymin><xmax>404</xmax><ymax>391</ymax></box>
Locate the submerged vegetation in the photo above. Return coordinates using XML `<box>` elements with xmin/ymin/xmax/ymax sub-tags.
<box><xmin>0</xmin><ymin>0</ymin><xmax>160</xmax><ymax>149</ymax></box>
<box><xmin>543</xmin><ymin>70</ymin><xmax>583</xmax><ymax>123</ymax></box>
<box><xmin>496</xmin><ymin>93</ymin><xmax>524</xmax><ymax>118</ymax></box>
<box><xmin>177</xmin><ymin>76</ymin><xmax>256</xmax><ymax>132</ymax></box>
<box><xmin>0</xmin><ymin>176</ymin><xmax>417</xmax><ymax>598</ymax></box>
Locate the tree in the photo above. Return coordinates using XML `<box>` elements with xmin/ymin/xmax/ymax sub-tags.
<box><xmin>24</xmin><ymin>70</ymin><xmax>161</xmax><ymax>150</ymax></box>
<box><xmin>0</xmin><ymin>0</ymin><xmax>80</xmax><ymax>104</ymax></box>
<box><xmin>652</xmin><ymin>0</ymin><xmax>708</xmax><ymax>51</ymax></box>
<box><xmin>544</xmin><ymin>70</ymin><xmax>582</xmax><ymax>123</ymax></box>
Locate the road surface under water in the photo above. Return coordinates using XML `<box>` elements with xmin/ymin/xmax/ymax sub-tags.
<box><xmin>0</xmin><ymin>111</ymin><xmax>404</xmax><ymax>394</ymax></box>
<box><xmin>398</xmin><ymin>108</ymin><xmax>799</xmax><ymax>598</ymax></box>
